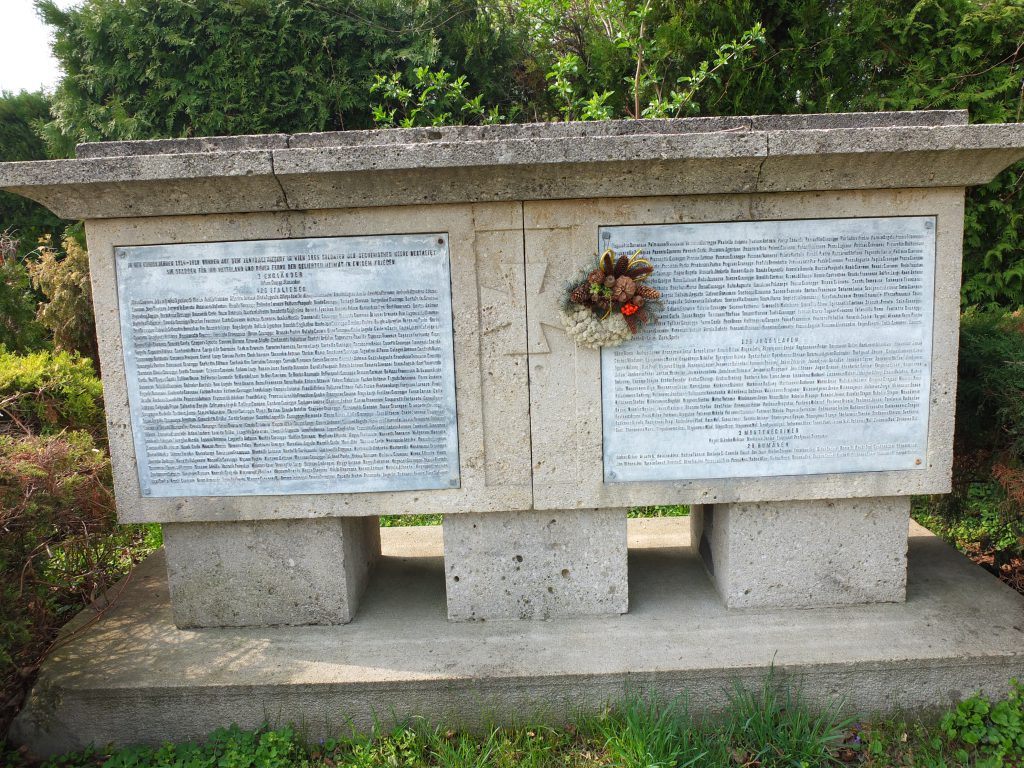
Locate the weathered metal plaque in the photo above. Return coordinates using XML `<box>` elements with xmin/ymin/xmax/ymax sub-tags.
<box><xmin>601</xmin><ymin>216</ymin><xmax>935</xmax><ymax>482</ymax></box>
<box><xmin>116</xmin><ymin>234</ymin><xmax>460</xmax><ymax>497</ymax></box>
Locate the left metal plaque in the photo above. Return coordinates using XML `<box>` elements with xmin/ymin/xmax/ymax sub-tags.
<box><xmin>116</xmin><ymin>234</ymin><xmax>460</xmax><ymax>498</ymax></box>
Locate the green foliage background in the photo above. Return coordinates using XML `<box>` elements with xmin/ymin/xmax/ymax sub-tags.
<box><xmin>0</xmin><ymin>91</ymin><xmax>66</xmax><ymax>253</ymax></box>
<box><xmin>36</xmin><ymin>0</ymin><xmax>528</xmax><ymax>153</ymax></box>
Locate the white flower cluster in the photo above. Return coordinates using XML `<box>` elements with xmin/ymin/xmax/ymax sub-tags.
<box><xmin>559</xmin><ymin>307</ymin><xmax>632</xmax><ymax>349</ymax></box>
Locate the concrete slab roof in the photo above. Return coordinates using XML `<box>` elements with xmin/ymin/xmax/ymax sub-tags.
<box><xmin>2</xmin><ymin>111</ymin><xmax>1023</xmax><ymax>219</ymax></box>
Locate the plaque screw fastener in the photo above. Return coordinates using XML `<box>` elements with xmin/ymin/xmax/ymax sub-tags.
<box><xmin>915</xmin><ymin>458</ymin><xmax>922</xmax><ymax>465</ymax></box>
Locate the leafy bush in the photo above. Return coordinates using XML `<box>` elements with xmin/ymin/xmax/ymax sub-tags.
<box><xmin>29</xmin><ymin>231</ymin><xmax>98</xmax><ymax>365</ymax></box>
<box><xmin>0</xmin><ymin>91</ymin><xmax>68</xmax><ymax>253</ymax></box>
<box><xmin>0</xmin><ymin>347</ymin><xmax>105</xmax><ymax>440</ymax></box>
<box><xmin>36</xmin><ymin>0</ymin><xmax>528</xmax><ymax>154</ymax></box>
<box><xmin>868</xmin><ymin>0</ymin><xmax>1024</xmax><ymax>309</ymax></box>
<box><xmin>34</xmin><ymin>0</ymin><xmax>1024</xmax><ymax>308</ymax></box>
<box><xmin>0</xmin><ymin>233</ymin><xmax>46</xmax><ymax>354</ymax></box>
<box><xmin>371</xmin><ymin>67</ymin><xmax>514</xmax><ymax>128</ymax></box>
<box><xmin>932</xmin><ymin>309</ymin><xmax>1024</xmax><ymax>565</ymax></box>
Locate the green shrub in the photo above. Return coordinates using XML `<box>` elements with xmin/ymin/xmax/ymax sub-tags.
<box><xmin>957</xmin><ymin>309</ymin><xmax>1024</xmax><ymax>463</ymax></box>
<box><xmin>0</xmin><ymin>232</ymin><xmax>47</xmax><ymax>354</ymax></box>
<box><xmin>36</xmin><ymin>0</ymin><xmax>528</xmax><ymax>153</ymax></box>
<box><xmin>0</xmin><ymin>90</ymin><xmax>68</xmax><ymax>253</ymax></box>
<box><xmin>29</xmin><ymin>232</ymin><xmax>98</xmax><ymax>364</ymax></box>
<box><xmin>0</xmin><ymin>347</ymin><xmax>104</xmax><ymax>440</ymax></box>
<box><xmin>930</xmin><ymin>309</ymin><xmax>1024</xmax><ymax>565</ymax></box>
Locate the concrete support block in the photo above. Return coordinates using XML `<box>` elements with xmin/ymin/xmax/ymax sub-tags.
<box><xmin>163</xmin><ymin>517</ymin><xmax>381</xmax><ymax>628</ymax></box>
<box><xmin>691</xmin><ymin>497</ymin><xmax>909</xmax><ymax>609</ymax></box>
<box><xmin>443</xmin><ymin>509</ymin><xmax>628</xmax><ymax>620</ymax></box>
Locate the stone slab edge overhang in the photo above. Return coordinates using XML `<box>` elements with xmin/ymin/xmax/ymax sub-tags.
<box><xmin>3</xmin><ymin>111</ymin><xmax>1024</xmax><ymax>220</ymax></box>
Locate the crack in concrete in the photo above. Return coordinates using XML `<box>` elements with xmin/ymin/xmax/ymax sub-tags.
<box><xmin>269</xmin><ymin>135</ymin><xmax>293</xmax><ymax>211</ymax></box>
<box><xmin>755</xmin><ymin>130</ymin><xmax>770</xmax><ymax>193</ymax></box>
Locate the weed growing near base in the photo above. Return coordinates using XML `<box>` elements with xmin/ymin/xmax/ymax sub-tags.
<box><xmin>940</xmin><ymin>680</ymin><xmax>1024</xmax><ymax>767</ymax></box>
<box><xmin>583</xmin><ymin>692</ymin><xmax>718</xmax><ymax>767</ymax></box>
<box><xmin>718</xmin><ymin>673</ymin><xmax>851</xmax><ymax>767</ymax></box>
<box><xmin>22</xmin><ymin>675</ymin><xmax>1024</xmax><ymax>767</ymax></box>
<box><xmin>9</xmin><ymin>677</ymin><xmax>1023</xmax><ymax>767</ymax></box>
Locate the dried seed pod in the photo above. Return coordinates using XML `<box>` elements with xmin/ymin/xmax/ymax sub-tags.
<box><xmin>612</xmin><ymin>275</ymin><xmax>637</xmax><ymax>302</ymax></box>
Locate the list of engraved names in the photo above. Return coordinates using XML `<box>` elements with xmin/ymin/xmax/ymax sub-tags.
<box><xmin>601</xmin><ymin>217</ymin><xmax>935</xmax><ymax>481</ymax></box>
<box><xmin>116</xmin><ymin>234</ymin><xmax>460</xmax><ymax>497</ymax></box>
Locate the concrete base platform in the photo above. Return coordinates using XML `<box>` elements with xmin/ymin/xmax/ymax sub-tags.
<box><xmin>11</xmin><ymin>519</ymin><xmax>1024</xmax><ymax>755</ymax></box>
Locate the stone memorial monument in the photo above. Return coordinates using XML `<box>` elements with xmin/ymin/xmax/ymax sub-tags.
<box><xmin>3</xmin><ymin>111</ymin><xmax>1024</xmax><ymax>752</ymax></box>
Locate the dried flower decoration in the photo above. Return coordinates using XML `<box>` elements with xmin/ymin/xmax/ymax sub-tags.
<box><xmin>559</xmin><ymin>248</ymin><xmax>662</xmax><ymax>349</ymax></box>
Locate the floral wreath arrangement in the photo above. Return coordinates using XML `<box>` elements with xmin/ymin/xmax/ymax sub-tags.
<box><xmin>559</xmin><ymin>248</ymin><xmax>662</xmax><ymax>349</ymax></box>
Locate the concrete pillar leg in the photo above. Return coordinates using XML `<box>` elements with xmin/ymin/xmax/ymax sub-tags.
<box><xmin>163</xmin><ymin>516</ymin><xmax>381</xmax><ymax>628</ymax></box>
<box><xmin>690</xmin><ymin>497</ymin><xmax>909</xmax><ymax>609</ymax></box>
<box><xmin>442</xmin><ymin>509</ymin><xmax>628</xmax><ymax>620</ymax></box>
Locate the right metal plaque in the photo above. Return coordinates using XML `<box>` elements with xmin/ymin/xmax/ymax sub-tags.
<box><xmin>601</xmin><ymin>216</ymin><xmax>936</xmax><ymax>482</ymax></box>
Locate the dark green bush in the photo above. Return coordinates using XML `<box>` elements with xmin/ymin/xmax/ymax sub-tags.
<box><xmin>36</xmin><ymin>0</ymin><xmax>528</xmax><ymax>153</ymax></box>
<box><xmin>0</xmin><ymin>233</ymin><xmax>46</xmax><ymax>354</ymax></box>
<box><xmin>929</xmin><ymin>309</ymin><xmax>1024</xmax><ymax>565</ymax></box>
<box><xmin>0</xmin><ymin>90</ymin><xmax>68</xmax><ymax>252</ymax></box>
